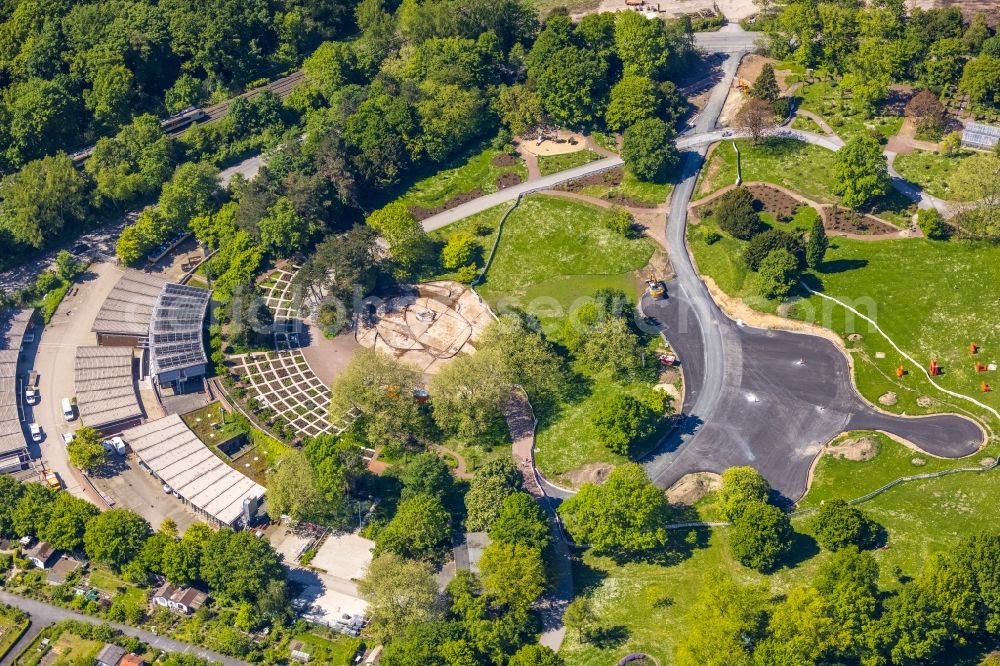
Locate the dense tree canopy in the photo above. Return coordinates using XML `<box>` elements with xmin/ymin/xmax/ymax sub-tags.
<box><xmin>833</xmin><ymin>134</ymin><xmax>890</xmax><ymax>209</ymax></box>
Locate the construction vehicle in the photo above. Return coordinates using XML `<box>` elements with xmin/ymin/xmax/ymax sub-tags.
<box><xmin>43</xmin><ymin>469</ymin><xmax>61</xmax><ymax>491</ymax></box>
<box><xmin>646</xmin><ymin>274</ymin><xmax>666</xmax><ymax>299</ymax></box>
<box><xmin>736</xmin><ymin>77</ymin><xmax>752</xmax><ymax>93</ymax></box>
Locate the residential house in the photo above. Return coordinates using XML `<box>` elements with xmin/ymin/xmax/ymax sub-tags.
<box><xmin>95</xmin><ymin>644</ymin><xmax>126</xmax><ymax>666</ymax></box>
<box><xmin>151</xmin><ymin>583</ymin><xmax>208</xmax><ymax>614</ymax></box>
<box><xmin>46</xmin><ymin>555</ymin><xmax>81</xmax><ymax>585</ymax></box>
<box><xmin>119</xmin><ymin>655</ymin><xmax>146</xmax><ymax>666</ymax></box>
<box><xmin>24</xmin><ymin>542</ymin><xmax>57</xmax><ymax>569</ymax></box>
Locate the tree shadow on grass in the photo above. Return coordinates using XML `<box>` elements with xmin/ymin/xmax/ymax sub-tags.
<box><xmin>783</xmin><ymin>530</ymin><xmax>821</xmax><ymax>569</ymax></box>
<box><xmin>818</xmin><ymin>258</ymin><xmax>869</xmax><ymax>275</ymax></box>
<box><xmin>588</xmin><ymin>625</ymin><xmax>630</xmax><ymax>650</ymax></box>
<box><xmin>572</xmin><ymin>554</ymin><xmax>610</xmax><ymax>596</ymax></box>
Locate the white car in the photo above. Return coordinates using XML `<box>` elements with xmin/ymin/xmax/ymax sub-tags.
<box><xmin>162</xmin><ymin>483</ymin><xmax>173</xmax><ymax>494</ymax></box>
<box><xmin>24</xmin><ymin>387</ymin><xmax>38</xmax><ymax>405</ymax></box>
<box><xmin>29</xmin><ymin>423</ymin><xmax>42</xmax><ymax>442</ymax></box>
<box><xmin>62</xmin><ymin>432</ymin><xmax>74</xmax><ymax>446</ymax></box>
<box><xmin>107</xmin><ymin>436</ymin><xmax>126</xmax><ymax>455</ymax></box>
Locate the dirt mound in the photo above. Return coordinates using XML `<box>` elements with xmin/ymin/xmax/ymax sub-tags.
<box><xmin>561</xmin><ymin>168</ymin><xmax>624</xmax><ymax>190</ymax></box>
<box><xmin>828</xmin><ymin>436</ymin><xmax>878</xmax><ymax>461</ymax></box>
<box><xmin>879</xmin><ymin>392</ymin><xmax>898</xmax><ymax>406</ymax></box>
<box><xmin>917</xmin><ymin>396</ymin><xmax>935</xmax><ymax>407</ymax></box>
<box><xmin>912</xmin><ymin>457</ymin><xmax>926</xmax><ymax>466</ymax></box>
<box><xmin>496</xmin><ymin>172</ymin><xmax>523</xmax><ymax>189</ymax></box>
<box><xmin>824</xmin><ymin>206</ymin><xmax>900</xmax><ymax>236</ymax></box>
<box><xmin>666</xmin><ymin>472</ymin><xmax>722</xmax><ymax>505</ymax></box>
<box><xmin>409</xmin><ymin>189</ymin><xmax>484</xmax><ymax>221</ymax></box>
<box><xmin>491</xmin><ymin>153</ymin><xmax>518</xmax><ymax>167</ymax></box>
<box><xmin>561</xmin><ymin>462</ymin><xmax>613</xmax><ymax>488</ymax></box>
<box><xmin>847</xmin><ymin>333</ymin><xmax>863</xmax><ymax>342</ymax></box>
<box><xmin>981</xmin><ymin>457</ymin><xmax>996</xmax><ymax>468</ymax></box>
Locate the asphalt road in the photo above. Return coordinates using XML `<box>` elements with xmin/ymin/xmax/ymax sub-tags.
<box><xmin>0</xmin><ymin>590</ymin><xmax>246</xmax><ymax>666</ymax></box>
<box><xmin>638</xmin><ymin>42</ymin><xmax>985</xmax><ymax>501</ymax></box>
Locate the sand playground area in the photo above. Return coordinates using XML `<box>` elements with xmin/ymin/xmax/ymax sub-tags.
<box><xmin>520</xmin><ymin>129</ymin><xmax>588</xmax><ymax>157</ymax></box>
<box><xmin>356</xmin><ymin>281</ymin><xmax>494</xmax><ymax>374</ymax></box>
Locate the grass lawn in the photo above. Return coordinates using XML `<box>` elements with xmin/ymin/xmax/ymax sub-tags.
<box><xmin>537</xmin><ymin>150</ymin><xmax>602</xmax><ymax>177</ymax></box>
<box><xmin>790</xmin><ymin>114</ymin><xmax>824</xmax><ymax>134</ymax></box>
<box><xmin>427</xmin><ymin>203</ymin><xmax>509</xmax><ymax>281</ymax></box>
<box><xmin>696</xmin><ymin>138</ymin><xmax>915</xmax><ymax>226</ymax></box>
<box><xmin>893</xmin><ymin>149</ymin><xmax>973</xmax><ymax>201</ymax></box>
<box><xmin>576</xmin><ymin>169</ymin><xmax>672</xmax><ymax>206</ymax></box>
<box><xmin>562</xmin><ymin>430</ymin><xmax>1000</xmax><ymax>666</ymax></box>
<box><xmin>795</xmin><ymin>80</ymin><xmax>904</xmax><ymax>143</ymax></box>
<box><xmin>387</xmin><ymin>147</ymin><xmax>527</xmax><ymax>210</ymax></box>
<box><xmin>290</xmin><ymin>631</ymin><xmax>362</xmax><ymax>665</ymax></box>
<box><xmin>87</xmin><ymin>567</ymin><xmax>131</xmax><ymax>594</ymax></box>
<box><xmin>475</xmin><ymin>194</ymin><xmax>663</xmax><ymax>478</ymax></box>
<box><xmin>180</xmin><ymin>402</ymin><xmax>243</xmax><ymax>445</ymax></box>
<box><xmin>689</xmin><ymin>206</ymin><xmax>1000</xmax><ymax>425</ymax></box>
<box><xmin>16</xmin><ymin>629</ymin><xmax>103</xmax><ymax>666</ymax></box>
<box><xmin>697</xmin><ymin>139</ymin><xmax>840</xmax><ymax>203</ymax></box>
<box><xmin>476</xmin><ymin>195</ymin><xmax>655</xmax><ymax>330</ymax></box>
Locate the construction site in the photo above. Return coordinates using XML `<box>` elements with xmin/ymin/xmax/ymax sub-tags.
<box><xmin>356</xmin><ymin>281</ymin><xmax>494</xmax><ymax>375</ymax></box>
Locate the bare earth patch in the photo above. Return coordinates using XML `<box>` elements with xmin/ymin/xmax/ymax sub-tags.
<box><xmin>561</xmin><ymin>462</ymin><xmax>613</xmax><ymax>488</ymax></box>
<box><xmin>496</xmin><ymin>172</ymin><xmax>523</xmax><ymax>189</ymax></box>
<box><xmin>828</xmin><ymin>436</ymin><xmax>878</xmax><ymax>462</ymax></box>
<box><xmin>666</xmin><ymin>472</ymin><xmax>722</xmax><ymax>506</ymax></box>
<box><xmin>491</xmin><ymin>153</ymin><xmax>518</xmax><ymax>167</ymax></box>
<box><xmin>917</xmin><ymin>396</ymin><xmax>935</xmax><ymax>408</ymax></box>
<box><xmin>409</xmin><ymin>189</ymin><xmax>484</xmax><ymax>221</ymax></box>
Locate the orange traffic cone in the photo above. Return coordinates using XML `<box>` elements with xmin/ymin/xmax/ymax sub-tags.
<box><xmin>982</xmin><ymin>381</ymin><xmax>991</xmax><ymax>393</ymax></box>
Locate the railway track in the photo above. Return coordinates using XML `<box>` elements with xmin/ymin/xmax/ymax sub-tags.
<box><xmin>198</xmin><ymin>69</ymin><xmax>306</xmax><ymax>124</ymax></box>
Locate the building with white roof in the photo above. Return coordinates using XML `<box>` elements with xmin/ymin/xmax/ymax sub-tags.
<box><xmin>0</xmin><ymin>309</ymin><xmax>33</xmax><ymax>472</ymax></box>
<box><xmin>75</xmin><ymin>346</ymin><xmax>143</xmax><ymax>432</ymax></box>
<box><xmin>122</xmin><ymin>414</ymin><xmax>265</xmax><ymax>528</ymax></box>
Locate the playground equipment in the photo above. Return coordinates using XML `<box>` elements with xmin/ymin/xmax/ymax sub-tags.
<box><xmin>929</xmin><ymin>359</ymin><xmax>939</xmax><ymax>377</ymax></box>
<box><xmin>646</xmin><ymin>274</ymin><xmax>666</xmax><ymax>299</ymax></box>
<box><xmin>896</xmin><ymin>365</ymin><xmax>905</xmax><ymax>378</ymax></box>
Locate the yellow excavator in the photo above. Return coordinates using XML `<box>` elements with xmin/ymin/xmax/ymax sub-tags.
<box><xmin>646</xmin><ymin>273</ymin><xmax>666</xmax><ymax>299</ymax></box>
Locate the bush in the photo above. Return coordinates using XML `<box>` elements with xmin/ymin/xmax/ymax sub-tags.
<box><xmin>772</xmin><ymin>97</ymin><xmax>792</xmax><ymax>119</ymax></box>
<box><xmin>719</xmin><ymin>466</ymin><xmax>770</xmax><ymax>521</ymax></box>
<box><xmin>441</xmin><ymin>232</ymin><xmax>478</xmax><ymax>269</ymax></box>
<box><xmin>455</xmin><ymin>264</ymin><xmax>479</xmax><ymax>283</ymax></box>
<box><xmin>729</xmin><ymin>500</ymin><xmax>794</xmax><ymax>573</ymax></box>
<box><xmin>758</xmin><ymin>248</ymin><xmax>800</xmax><ymax>300</ymax></box>
<box><xmin>743</xmin><ymin>229</ymin><xmax>803</xmax><ymax>271</ymax></box>
<box><xmin>591</xmin><ymin>392</ymin><xmax>659</xmax><ymax>456</ymax></box>
<box><xmin>917</xmin><ymin>208</ymin><xmax>951</xmax><ymax>240</ymax></box>
<box><xmin>811</xmin><ymin>499</ymin><xmax>881</xmax><ymax>551</ymax></box>
<box><xmin>714</xmin><ymin>187</ymin><xmax>765</xmax><ymax>240</ymax></box>
<box><xmin>704</xmin><ymin>230</ymin><xmax>722</xmax><ymax>245</ymax></box>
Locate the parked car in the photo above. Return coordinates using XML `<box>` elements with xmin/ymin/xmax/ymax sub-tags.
<box><xmin>162</xmin><ymin>483</ymin><xmax>173</xmax><ymax>494</ymax></box>
<box><xmin>29</xmin><ymin>423</ymin><xmax>42</xmax><ymax>442</ymax></box>
<box><xmin>61</xmin><ymin>398</ymin><xmax>75</xmax><ymax>421</ymax></box>
<box><xmin>44</xmin><ymin>471</ymin><xmax>61</xmax><ymax>490</ymax></box>
<box><xmin>62</xmin><ymin>432</ymin><xmax>74</xmax><ymax>446</ymax></box>
<box><xmin>106</xmin><ymin>436</ymin><xmax>126</xmax><ymax>455</ymax></box>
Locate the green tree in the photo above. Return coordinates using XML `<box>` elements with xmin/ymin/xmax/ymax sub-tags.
<box><xmin>2</xmin><ymin>77</ymin><xmax>81</xmax><ymax>166</ymax></box>
<box><xmin>534</xmin><ymin>46</ymin><xmax>608</xmax><ymax>127</ymax></box>
<box><xmin>67</xmin><ymin>427</ymin><xmax>108</xmax><ymax>472</ymax></box>
<box><xmin>949</xmin><ymin>153</ymin><xmax>1000</xmax><ymax>237</ymax></box>
<box><xmin>758</xmin><ymin>248</ymin><xmax>800</xmax><ymax>300</ymax></box>
<box><xmin>479</xmin><ymin>541</ymin><xmax>546</xmax><ymax>611</ymax></box>
<box><xmin>917</xmin><ymin>208</ymin><xmax>950</xmax><ymax>240</ymax></box>
<box><xmin>357</xmin><ymin>552</ymin><xmax>444</xmax><ymax>643</ymax></box>
<box><xmin>753</xmin><ymin>586</ymin><xmax>835</xmax><ymax>665</ymax></box>
<box><xmin>488</xmin><ymin>492</ymin><xmax>551</xmax><ymax>552</ymax></box>
<box><xmin>509</xmin><ymin>645</ymin><xmax>564</xmax><ymax>666</ymax></box>
<box><xmin>464</xmin><ymin>459</ymin><xmax>522</xmax><ymax>532</ymax></box>
<box><xmin>259</xmin><ymin>196</ymin><xmax>314</xmax><ymax>256</ymax></box>
<box><xmin>580</xmin><ymin>316</ymin><xmax>642</xmax><ymax>378</ymax></box>
<box><xmin>161</xmin><ymin>537</ymin><xmax>203</xmax><ymax>587</ymax></box>
<box><xmin>55</xmin><ymin>250</ymin><xmax>84</xmax><ymax>282</ymax></box>
<box><xmin>303</xmin><ymin>41</ymin><xmax>357</xmax><ymax>100</ymax></box>
<box><xmin>330</xmin><ymin>349</ymin><xmax>427</xmax><ymax>449</ymax></box>
<box><xmin>833</xmin><ymin>134</ymin><xmax>891</xmax><ymax>209</ymax></box>
<box><xmin>158</xmin><ymin>162</ymin><xmax>219</xmax><ymax>229</ymax></box>
<box><xmin>200</xmin><ymin>529</ymin><xmax>284</xmax><ymax>602</ymax></box>
<box><xmin>11</xmin><ymin>484</ymin><xmax>55</xmax><ymax>538</ymax></box>
<box><xmin>614</xmin><ymin>12</ymin><xmax>669</xmax><ymax>78</ymax></box>
<box><xmin>713</xmin><ymin>186</ymin><xmax>764</xmax><ymax>240</ymax></box>
<box><xmin>494</xmin><ymin>84</ymin><xmax>543</xmax><ymax>136</ymax></box>
<box><xmin>375</xmin><ymin>494</ymin><xmax>452</xmax><ymax>560</ymax></box>
<box><xmin>675</xmin><ymin>574</ymin><xmax>769</xmax><ymax>666</ymax></box>
<box><xmin>816</xmin><ymin>546</ymin><xmax>880</xmax><ymax>656</ymax></box>
<box><xmin>165</xmin><ymin>74</ymin><xmax>204</xmax><ymax>113</ymax></box>
<box><xmin>811</xmin><ymin>499</ymin><xmax>880</xmax><ymax>551</ymax></box>
<box><xmin>805</xmin><ymin>214</ymin><xmax>828</xmax><ymax>269</ymax></box>
<box><xmin>86</xmin><ymin>114</ymin><xmax>173</xmax><ymax>208</ymax></box>
<box><xmin>366</xmin><ymin>202</ymin><xmax>435</xmax><ymax>276</ymax></box>
<box><xmin>729</xmin><ymin>501</ymin><xmax>794</xmax><ymax>573</ymax></box>
<box><xmin>84</xmin><ymin>510</ymin><xmax>152</xmax><ymax>570</ymax></box>
<box><xmin>400</xmin><ymin>453</ymin><xmax>456</xmax><ymax>503</ymax></box>
<box><xmin>591</xmin><ymin>392</ymin><xmax>658</xmax><ymax>456</ymax></box>
<box><xmin>0</xmin><ymin>155</ymin><xmax>88</xmax><ymax>248</ymax></box>
<box><xmin>558</xmin><ymin>463</ymin><xmax>670</xmax><ymax>557</ymax></box>
<box><xmin>605</xmin><ymin>75</ymin><xmax>659</xmax><ymax>132</ymax></box>
<box><xmin>0</xmin><ymin>476</ymin><xmax>25</xmax><ymax>537</ymax></box>
<box><xmin>718</xmin><ymin>466</ymin><xmax>771</xmax><ymax>521</ymax></box>
<box><xmin>750</xmin><ymin>63</ymin><xmax>780</xmax><ymax>103</ymax></box>
<box><xmin>265</xmin><ymin>450</ymin><xmax>327</xmax><ymax>524</ymax></box>
<box><xmin>960</xmin><ymin>56</ymin><xmax>1000</xmax><ymax>106</ymax></box>
<box><xmin>743</xmin><ymin>228</ymin><xmax>803</xmax><ymax>272</ymax></box>
<box><xmin>84</xmin><ymin>64</ymin><xmax>135</xmax><ymax>128</ymax></box>
<box><xmin>441</xmin><ymin>232</ymin><xmax>478</xmax><ymax>270</ymax></box>
<box><xmin>416</xmin><ymin>82</ymin><xmax>486</xmax><ymax>163</ymax></box>
<box><xmin>38</xmin><ymin>493</ymin><xmax>99</xmax><ymax>551</ymax></box>
<box><xmin>735</xmin><ymin>98</ymin><xmax>778</xmax><ymax>144</ymax></box>
<box><xmin>621</xmin><ymin>117</ymin><xmax>678</xmax><ymax>182</ymax></box>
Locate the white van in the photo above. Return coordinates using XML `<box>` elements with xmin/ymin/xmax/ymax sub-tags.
<box><xmin>61</xmin><ymin>398</ymin><xmax>75</xmax><ymax>421</ymax></box>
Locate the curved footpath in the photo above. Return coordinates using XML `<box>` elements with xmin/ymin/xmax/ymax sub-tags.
<box><xmin>0</xmin><ymin>590</ymin><xmax>247</xmax><ymax>666</ymax></box>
